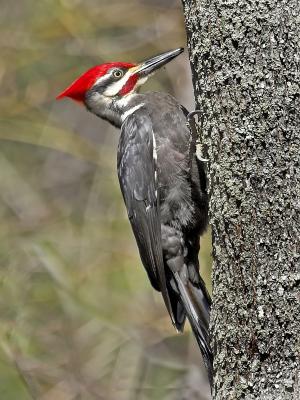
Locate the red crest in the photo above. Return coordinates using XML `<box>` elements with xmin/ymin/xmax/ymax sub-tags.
<box><xmin>56</xmin><ymin>62</ymin><xmax>135</xmax><ymax>102</ymax></box>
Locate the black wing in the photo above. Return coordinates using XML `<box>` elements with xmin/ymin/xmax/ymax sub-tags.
<box><xmin>117</xmin><ymin>111</ymin><xmax>175</xmax><ymax>324</ymax></box>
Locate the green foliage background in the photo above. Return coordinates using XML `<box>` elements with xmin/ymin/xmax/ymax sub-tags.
<box><xmin>0</xmin><ymin>0</ymin><xmax>212</xmax><ymax>398</ymax></box>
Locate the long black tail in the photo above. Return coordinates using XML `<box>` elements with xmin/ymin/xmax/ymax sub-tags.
<box><xmin>174</xmin><ymin>270</ymin><xmax>213</xmax><ymax>389</ymax></box>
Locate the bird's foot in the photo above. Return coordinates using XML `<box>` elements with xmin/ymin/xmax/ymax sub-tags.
<box><xmin>187</xmin><ymin>110</ymin><xmax>202</xmax><ymax>121</ymax></box>
<box><xmin>196</xmin><ymin>141</ymin><xmax>209</xmax><ymax>162</ymax></box>
<box><xmin>187</xmin><ymin>110</ymin><xmax>209</xmax><ymax>162</ymax></box>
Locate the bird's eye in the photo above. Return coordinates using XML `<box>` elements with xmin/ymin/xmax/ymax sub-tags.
<box><xmin>113</xmin><ymin>69</ymin><xmax>123</xmax><ymax>79</ymax></box>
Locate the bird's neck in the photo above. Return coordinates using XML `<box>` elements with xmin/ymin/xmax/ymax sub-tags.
<box><xmin>86</xmin><ymin>93</ymin><xmax>142</xmax><ymax>128</ymax></box>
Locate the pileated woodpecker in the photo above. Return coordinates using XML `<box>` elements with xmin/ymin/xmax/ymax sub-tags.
<box><xmin>57</xmin><ymin>48</ymin><xmax>212</xmax><ymax>386</ymax></box>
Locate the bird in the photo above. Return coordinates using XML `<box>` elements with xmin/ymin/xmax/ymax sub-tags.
<box><xmin>56</xmin><ymin>48</ymin><xmax>213</xmax><ymax>386</ymax></box>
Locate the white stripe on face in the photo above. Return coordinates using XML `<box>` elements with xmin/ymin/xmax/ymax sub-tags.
<box><xmin>93</xmin><ymin>65</ymin><xmax>149</xmax><ymax>98</ymax></box>
<box><xmin>103</xmin><ymin>70</ymin><xmax>133</xmax><ymax>97</ymax></box>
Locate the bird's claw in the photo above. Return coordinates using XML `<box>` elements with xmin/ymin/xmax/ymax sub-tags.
<box><xmin>187</xmin><ymin>110</ymin><xmax>202</xmax><ymax>122</ymax></box>
<box><xmin>197</xmin><ymin>155</ymin><xmax>209</xmax><ymax>162</ymax></box>
<box><xmin>196</xmin><ymin>145</ymin><xmax>209</xmax><ymax>162</ymax></box>
<box><xmin>187</xmin><ymin>110</ymin><xmax>210</xmax><ymax>163</ymax></box>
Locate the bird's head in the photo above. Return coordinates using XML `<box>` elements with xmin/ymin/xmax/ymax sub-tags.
<box><xmin>56</xmin><ymin>48</ymin><xmax>183</xmax><ymax>125</ymax></box>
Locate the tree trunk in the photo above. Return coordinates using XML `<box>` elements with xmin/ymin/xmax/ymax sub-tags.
<box><xmin>181</xmin><ymin>1</ymin><xmax>300</xmax><ymax>399</ymax></box>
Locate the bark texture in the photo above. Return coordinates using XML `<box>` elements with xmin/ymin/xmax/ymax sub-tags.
<box><xmin>181</xmin><ymin>1</ymin><xmax>300</xmax><ymax>399</ymax></box>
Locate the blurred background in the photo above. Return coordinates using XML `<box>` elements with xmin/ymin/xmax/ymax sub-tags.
<box><xmin>0</xmin><ymin>0</ymin><xmax>212</xmax><ymax>399</ymax></box>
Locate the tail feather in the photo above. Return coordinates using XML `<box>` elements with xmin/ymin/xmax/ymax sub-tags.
<box><xmin>174</xmin><ymin>271</ymin><xmax>213</xmax><ymax>389</ymax></box>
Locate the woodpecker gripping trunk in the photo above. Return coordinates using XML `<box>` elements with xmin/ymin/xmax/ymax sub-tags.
<box><xmin>57</xmin><ymin>48</ymin><xmax>213</xmax><ymax>390</ymax></box>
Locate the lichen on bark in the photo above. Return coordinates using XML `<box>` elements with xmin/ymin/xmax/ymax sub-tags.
<box><xmin>181</xmin><ymin>1</ymin><xmax>300</xmax><ymax>399</ymax></box>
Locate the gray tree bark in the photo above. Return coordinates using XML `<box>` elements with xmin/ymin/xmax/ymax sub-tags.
<box><xmin>181</xmin><ymin>1</ymin><xmax>300</xmax><ymax>399</ymax></box>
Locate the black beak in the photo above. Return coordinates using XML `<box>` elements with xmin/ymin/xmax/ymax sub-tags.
<box><xmin>134</xmin><ymin>48</ymin><xmax>184</xmax><ymax>76</ymax></box>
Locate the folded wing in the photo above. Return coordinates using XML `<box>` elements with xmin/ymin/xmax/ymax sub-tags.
<box><xmin>117</xmin><ymin>111</ymin><xmax>175</xmax><ymax>324</ymax></box>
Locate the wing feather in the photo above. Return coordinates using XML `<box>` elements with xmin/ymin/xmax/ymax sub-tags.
<box><xmin>117</xmin><ymin>111</ymin><xmax>174</xmax><ymax>323</ymax></box>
